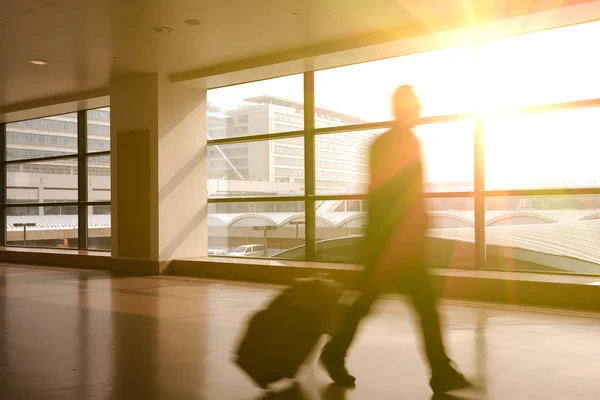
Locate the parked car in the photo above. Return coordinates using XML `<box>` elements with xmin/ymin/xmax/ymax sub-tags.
<box><xmin>228</xmin><ymin>244</ymin><xmax>266</xmax><ymax>257</ymax></box>
<box><xmin>208</xmin><ymin>249</ymin><xmax>227</xmax><ymax>256</ymax></box>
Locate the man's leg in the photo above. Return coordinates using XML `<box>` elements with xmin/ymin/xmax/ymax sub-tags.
<box><xmin>325</xmin><ymin>290</ymin><xmax>378</xmax><ymax>357</ymax></box>
<box><xmin>401</xmin><ymin>265</ymin><xmax>451</xmax><ymax>372</ymax></box>
<box><xmin>401</xmin><ymin>264</ymin><xmax>471</xmax><ymax>393</ymax></box>
<box><xmin>320</xmin><ymin>290</ymin><xmax>378</xmax><ymax>386</ymax></box>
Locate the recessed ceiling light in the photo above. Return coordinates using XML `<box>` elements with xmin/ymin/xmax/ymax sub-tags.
<box><xmin>152</xmin><ymin>26</ymin><xmax>174</xmax><ymax>34</ymax></box>
<box><xmin>184</xmin><ymin>19</ymin><xmax>202</xmax><ymax>26</ymax></box>
<box><xmin>29</xmin><ymin>59</ymin><xmax>48</xmax><ymax>65</ymax></box>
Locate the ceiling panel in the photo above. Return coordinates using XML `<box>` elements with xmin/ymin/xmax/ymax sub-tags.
<box><xmin>0</xmin><ymin>0</ymin><xmax>59</xmax><ymax>21</ymax></box>
<box><xmin>0</xmin><ymin>49</ymin><xmax>106</xmax><ymax>108</ymax></box>
<box><xmin>0</xmin><ymin>3</ymin><xmax>70</xmax><ymax>42</ymax></box>
<box><xmin>0</xmin><ymin>0</ymin><xmax>596</xmax><ymax>110</ymax></box>
<box><xmin>0</xmin><ymin>26</ymin><xmax>73</xmax><ymax>63</ymax></box>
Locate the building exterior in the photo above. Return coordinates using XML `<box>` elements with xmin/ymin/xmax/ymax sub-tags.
<box><xmin>207</xmin><ymin>96</ymin><xmax>376</xmax><ymax>197</ymax></box>
<box><xmin>6</xmin><ymin>109</ymin><xmax>111</xmax><ymax>216</ymax></box>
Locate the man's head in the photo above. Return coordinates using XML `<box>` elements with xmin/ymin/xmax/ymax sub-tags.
<box><xmin>392</xmin><ymin>85</ymin><xmax>422</xmax><ymax>128</ymax></box>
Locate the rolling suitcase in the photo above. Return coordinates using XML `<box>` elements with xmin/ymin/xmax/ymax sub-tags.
<box><xmin>234</xmin><ymin>274</ymin><xmax>343</xmax><ymax>388</ymax></box>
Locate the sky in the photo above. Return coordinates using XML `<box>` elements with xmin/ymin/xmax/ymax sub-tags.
<box><xmin>207</xmin><ymin>21</ymin><xmax>600</xmax><ymax>189</ymax></box>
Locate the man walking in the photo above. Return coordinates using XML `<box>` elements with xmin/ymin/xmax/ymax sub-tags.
<box><xmin>320</xmin><ymin>85</ymin><xmax>471</xmax><ymax>394</ymax></box>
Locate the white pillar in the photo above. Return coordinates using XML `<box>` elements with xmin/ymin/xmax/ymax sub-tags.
<box><xmin>110</xmin><ymin>74</ymin><xmax>207</xmax><ymax>268</ymax></box>
<box><xmin>156</xmin><ymin>74</ymin><xmax>207</xmax><ymax>262</ymax></box>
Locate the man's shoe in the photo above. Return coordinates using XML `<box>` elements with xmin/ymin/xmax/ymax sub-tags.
<box><xmin>430</xmin><ymin>367</ymin><xmax>472</xmax><ymax>394</ymax></box>
<box><xmin>319</xmin><ymin>348</ymin><xmax>356</xmax><ymax>386</ymax></box>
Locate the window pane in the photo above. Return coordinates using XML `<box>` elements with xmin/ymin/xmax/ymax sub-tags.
<box><xmin>315</xmin><ymin>45</ymin><xmax>475</xmax><ymax>125</ymax></box>
<box><xmin>485</xmin><ymin>196</ymin><xmax>600</xmax><ymax>275</ymax></box>
<box><xmin>207</xmin><ymin>74</ymin><xmax>304</xmax><ymax>139</ymax></box>
<box><xmin>481</xmin><ymin>21</ymin><xmax>600</xmax><ymax>110</ymax></box>
<box><xmin>208</xmin><ymin>138</ymin><xmax>304</xmax><ymax>198</ymax></box>
<box><xmin>43</xmin><ymin>204</ymin><xmax>77</xmax><ymax>216</ymax></box>
<box><xmin>87</xmin><ymin>107</ymin><xmax>111</xmax><ymax>152</ymax></box>
<box><xmin>313</xmin><ymin>198</ymin><xmax>475</xmax><ymax>267</ymax></box>
<box><xmin>208</xmin><ymin>201</ymin><xmax>304</xmax><ymax>259</ymax></box>
<box><xmin>315</xmin><ymin>200</ymin><xmax>366</xmax><ymax>263</ymax></box>
<box><xmin>6</xmin><ymin>113</ymin><xmax>78</xmax><ymax>161</ymax></box>
<box><xmin>484</xmin><ymin>108</ymin><xmax>600</xmax><ymax>190</ymax></box>
<box><xmin>88</xmin><ymin>205</ymin><xmax>111</xmax><ymax>251</ymax></box>
<box><xmin>427</xmin><ymin>197</ymin><xmax>475</xmax><ymax>269</ymax></box>
<box><xmin>315</xmin><ymin>130</ymin><xmax>381</xmax><ymax>195</ymax></box>
<box><xmin>417</xmin><ymin>121</ymin><xmax>474</xmax><ymax>192</ymax></box>
<box><xmin>7</xmin><ymin>209</ymin><xmax>78</xmax><ymax>248</ymax></box>
<box><xmin>315</xmin><ymin>122</ymin><xmax>474</xmax><ymax>195</ymax></box>
<box><xmin>88</xmin><ymin>155</ymin><xmax>111</xmax><ymax>201</ymax></box>
<box><xmin>7</xmin><ymin>159</ymin><xmax>78</xmax><ymax>203</ymax></box>
<box><xmin>6</xmin><ymin>203</ymin><xmax>39</xmax><ymax>216</ymax></box>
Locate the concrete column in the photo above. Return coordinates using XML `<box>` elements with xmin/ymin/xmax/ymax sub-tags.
<box><xmin>110</xmin><ymin>74</ymin><xmax>207</xmax><ymax>267</ymax></box>
<box><xmin>156</xmin><ymin>74</ymin><xmax>207</xmax><ymax>262</ymax></box>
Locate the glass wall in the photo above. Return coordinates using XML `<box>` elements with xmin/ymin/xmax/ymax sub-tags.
<box><xmin>1</xmin><ymin>108</ymin><xmax>111</xmax><ymax>250</ymax></box>
<box><xmin>484</xmin><ymin>108</ymin><xmax>600</xmax><ymax>190</ymax></box>
<box><xmin>205</xmin><ymin>20</ymin><xmax>600</xmax><ymax>275</ymax></box>
<box><xmin>208</xmin><ymin>137</ymin><xmax>305</xmax><ymax>197</ymax></box>
<box><xmin>208</xmin><ymin>201</ymin><xmax>305</xmax><ymax>259</ymax></box>
<box><xmin>480</xmin><ymin>22</ymin><xmax>600</xmax><ymax>110</ymax></box>
<box><xmin>314</xmin><ymin>45</ymin><xmax>475</xmax><ymax>122</ymax></box>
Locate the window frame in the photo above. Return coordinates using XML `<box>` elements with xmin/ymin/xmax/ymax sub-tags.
<box><xmin>206</xmin><ymin>22</ymin><xmax>600</xmax><ymax>269</ymax></box>
<box><xmin>0</xmin><ymin>108</ymin><xmax>111</xmax><ymax>251</ymax></box>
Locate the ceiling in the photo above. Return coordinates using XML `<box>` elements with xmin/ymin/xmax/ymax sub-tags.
<box><xmin>0</xmin><ymin>0</ymin><xmax>595</xmax><ymax>112</ymax></box>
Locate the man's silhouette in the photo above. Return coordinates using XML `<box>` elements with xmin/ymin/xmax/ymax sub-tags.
<box><xmin>320</xmin><ymin>86</ymin><xmax>471</xmax><ymax>394</ymax></box>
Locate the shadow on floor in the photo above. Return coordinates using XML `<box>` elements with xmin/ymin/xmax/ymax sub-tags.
<box><xmin>257</xmin><ymin>383</ymin><xmax>305</xmax><ymax>400</ymax></box>
<box><xmin>431</xmin><ymin>393</ymin><xmax>475</xmax><ymax>400</ymax></box>
<box><xmin>257</xmin><ymin>382</ymin><xmax>347</xmax><ymax>400</ymax></box>
<box><xmin>258</xmin><ymin>382</ymin><xmax>480</xmax><ymax>400</ymax></box>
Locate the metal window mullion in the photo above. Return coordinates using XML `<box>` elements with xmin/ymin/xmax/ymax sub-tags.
<box><xmin>83</xmin><ymin>201</ymin><xmax>111</xmax><ymax>207</ymax></box>
<box><xmin>8</xmin><ymin>202</ymin><xmax>79</xmax><ymax>207</ymax></box>
<box><xmin>5</xmin><ymin>153</ymin><xmax>84</xmax><ymax>165</ymax></box>
<box><xmin>0</xmin><ymin>123</ymin><xmax>6</xmax><ymax>246</ymax></box>
<box><xmin>304</xmin><ymin>71</ymin><xmax>316</xmax><ymax>261</ymax></box>
<box><xmin>84</xmin><ymin>150</ymin><xmax>111</xmax><ymax>157</ymax></box>
<box><xmin>503</xmin><ymin>97</ymin><xmax>600</xmax><ymax>115</ymax></box>
<box><xmin>207</xmin><ymin>114</ymin><xmax>475</xmax><ymax>147</ymax></box>
<box><xmin>208</xmin><ymin>195</ymin><xmax>305</xmax><ymax>204</ymax></box>
<box><xmin>485</xmin><ymin>187</ymin><xmax>600</xmax><ymax>197</ymax></box>
<box><xmin>312</xmin><ymin>191</ymin><xmax>477</xmax><ymax>202</ymax></box>
<box><xmin>474</xmin><ymin>116</ymin><xmax>486</xmax><ymax>269</ymax></box>
<box><xmin>473</xmin><ymin>42</ymin><xmax>486</xmax><ymax>270</ymax></box>
<box><xmin>208</xmin><ymin>130</ymin><xmax>306</xmax><ymax>146</ymax></box>
<box><xmin>77</xmin><ymin>110</ymin><xmax>88</xmax><ymax>249</ymax></box>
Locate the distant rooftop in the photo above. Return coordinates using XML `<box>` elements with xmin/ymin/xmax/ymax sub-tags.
<box><xmin>244</xmin><ymin>95</ymin><xmax>367</xmax><ymax>125</ymax></box>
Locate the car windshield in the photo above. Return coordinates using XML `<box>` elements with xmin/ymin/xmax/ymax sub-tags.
<box><xmin>232</xmin><ymin>246</ymin><xmax>247</xmax><ymax>253</ymax></box>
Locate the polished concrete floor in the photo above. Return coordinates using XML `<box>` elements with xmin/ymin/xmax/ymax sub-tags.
<box><xmin>1</xmin><ymin>265</ymin><xmax>599</xmax><ymax>400</ymax></box>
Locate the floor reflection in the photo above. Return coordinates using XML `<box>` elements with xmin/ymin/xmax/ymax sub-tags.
<box><xmin>257</xmin><ymin>382</ymin><xmax>350</xmax><ymax>400</ymax></box>
<box><xmin>430</xmin><ymin>394</ymin><xmax>476</xmax><ymax>400</ymax></box>
<box><xmin>108</xmin><ymin>279</ymin><xmax>160</xmax><ymax>400</ymax></box>
<box><xmin>0</xmin><ymin>275</ymin><xmax>6</xmax><ymax>395</ymax></box>
<box><xmin>321</xmin><ymin>383</ymin><xmax>349</xmax><ymax>400</ymax></box>
<box><xmin>259</xmin><ymin>382</ymin><xmax>484</xmax><ymax>400</ymax></box>
<box><xmin>259</xmin><ymin>383</ymin><xmax>306</xmax><ymax>400</ymax></box>
<box><xmin>474</xmin><ymin>308</ymin><xmax>488</xmax><ymax>392</ymax></box>
<box><xmin>1</xmin><ymin>265</ymin><xmax>599</xmax><ymax>399</ymax></box>
<box><xmin>77</xmin><ymin>275</ymin><xmax>90</xmax><ymax>400</ymax></box>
